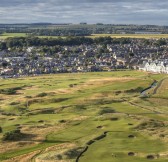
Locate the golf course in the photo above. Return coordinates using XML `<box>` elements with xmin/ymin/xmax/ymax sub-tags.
<box><xmin>0</xmin><ymin>71</ymin><xmax>168</xmax><ymax>162</ymax></box>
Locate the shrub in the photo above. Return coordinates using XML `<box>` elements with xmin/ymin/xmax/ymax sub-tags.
<box><xmin>36</xmin><ymin>92</ymin><xmax>48</xmax><ymax>97</ymax></box>
<box><xmin>25</xmin><ymin>96</ymin><xmax>32</xmax><ymax>98</ymax></box>
<box><xmin>98</xmin><ymin>108</ymin><xmax>115</xmax><ymax>115</ymax></box>
<box><xmin>135</xmin><ymin>120</ymin><xmax>165</xmax><ymax>130</ymax></box>
<box><xmin>0</xmin><ymin>127</ymin><xmax>2</xmax><ymax>133</ymax></box>
<box><xmin>2</xmin><ymin>129</ymin><xmax>24</xmax><ymax>141</ymax></box>
<box><xmin>146</xmin><ymin>155</ymin><xmax>155</xmax><ymax>159</ymax></box>
<box><xmin>69</xmin><ymin>84</ymin><xmax>74</xmax><ymax>88</ymax></box>
<box><xmin>125</xmin><ymin>87</ymin><xmax>144</xmax><ymax>93</ymax></box>
<box><xmin>110</xmin><ymin>117</ymin><xmax>119</xmax><ymax>121</ymax></box>
<box><xmin>9</xmin><ymin>102</ymin><xmax>20</xmax><ymax>105</ymax></box>
<box><xmin>59</xmin><ymin>120</ymin><xmax>66</xmax><ymax>123</ymax></box>
<box><xmin>0</xmin><ymin>87</ymin><xmax>22</xmax><ymax>95</ymax></box>
<box><xmin>55</xmin><ymin>154</ymin><xmax>62</xmax><ymax>160</ymax></box>
<box><xmin>0</xmin><ymin>89</ymin><xmax>16</xmax><ymax>95</ymax></box>
<box><xmin>38</xmin><ymin>120</ymin><xmax>44</xmax><ymax>123</ymax></box>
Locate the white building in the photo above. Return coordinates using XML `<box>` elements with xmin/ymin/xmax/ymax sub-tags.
<box><xmin>139</xmin><ymin>60</ymin><xmax>168</xmax><ymax>74</ymax></box>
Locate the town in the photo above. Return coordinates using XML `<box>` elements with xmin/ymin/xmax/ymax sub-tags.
<box><xmin>0</xmin><ymin>37</ymin><xmax>168</xmax><ymax>78</ymax></box>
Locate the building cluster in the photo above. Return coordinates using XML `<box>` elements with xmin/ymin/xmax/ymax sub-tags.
<box><xmin>0</xmin><ymin>39</ymin><xmax>168</xmax><ymax>78</ymax></box>
<box><xmin>139</xmin><ymin>60</ymin><xmax>168</xmax><ymax>73</ymax></box>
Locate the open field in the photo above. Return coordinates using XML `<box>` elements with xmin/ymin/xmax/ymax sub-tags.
<box><xmin>0</xmin><ymin>33</ymin><xmax>27</xmax><ymax>39</ymax></box>
<box><xmin>1</xmin><ymin>33</ymin><xmax>168</xmax><ymax>40</ymax></box>
<box><xmin>0</xmin><ymin>71</ymin><xmax>168</xmax><ymax>162</ymax></box>
<box><xmin>0</xmin><ymin>33</ymin><xmax>65</xmax><ymax>39</ymax></box>
<box><xmin>88</xmin><ymin>34</ymin><xmax>168</xmax><ymax>39</ymax></box>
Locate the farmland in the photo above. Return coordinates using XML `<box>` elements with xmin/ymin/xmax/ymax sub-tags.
<box><xmin>1</xmin><ymin>32</ymin><xmax>168</xmax><ymax>40</ymax></box>
<box><xmin>0</xmin><ymin>71</ymin><xmax>168</xmax><ymax>162</ymax></box>
<box><xmin>88</xmin><ymin>34</ymin><xmax>168</xmax><ymax>39</ymax></box>
<box><xmin>0</xmin><ymin>33</ymin><xmax>27</xmax><ymax>39</ymax></box>
<box><xmin>0</xmin><ymin>33</ymin><xmax>63</xmax><ymax>39</ymax></box>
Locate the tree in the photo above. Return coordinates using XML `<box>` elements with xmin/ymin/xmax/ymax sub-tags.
<box><xmin>0</xmin><ymin>42</ymin><xmax>7</xmax><ymax>50</ymax></box>
<box><xmin>2</xmin><ymin>62</ymin><xmax>8</xmax><ymax>68</ymax></box>
<box><xmin>129</xmin><ymin>52</ymin><xmax>134</xmax><ymax>57</ymax></box>
<box><xmin>155</xmin><ymin>39</ymin><xmax>167</xmax><ymax>46</ymax></box>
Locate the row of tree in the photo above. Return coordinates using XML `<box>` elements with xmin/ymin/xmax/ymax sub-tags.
<box><xmin>0</xmin><ymin>36</ymin><xmax>132</xmax><ymax>50</ymax></box>
<box><xmin>0</xmin><ymin>36</ymin><xmax>167</xmax><ymax>51</ymax></box>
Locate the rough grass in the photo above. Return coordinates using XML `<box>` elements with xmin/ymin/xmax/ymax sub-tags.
<box><xmin>0</xmin><ymin>71</ymin><xmax>168</xmax><ymax>161</ymax></box>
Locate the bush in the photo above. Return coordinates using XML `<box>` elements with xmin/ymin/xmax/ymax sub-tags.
<box><xmin>110</xmin><ymin>117</ymin><xmax>119</xmax><ymax>121</ymax></box>
<box><xmin>0</xmin><ymin>127</ymin><xmax>2</xmax><ymax>133</ymax></box>
<box><xmin>25</xmin><ymin>96</ymin><xmax>32</xmax><ymax>98</ymax></box>
<box><xmin>146</xmin><ymin>155</ymin><xmax>155</xmax><ymax>159</ymax></box>
<box><xmin>55</xmin><ymin>154</ymin><xmax>62</xmax><ymax>160</ymax></box>
<box><xmin>0</xmin><ymin>89</ymin><xmax>16</xmax><ymax>95</ymax></box>
<box><xmin>0</xmin><ymin>87</ymin><xmax>22</xmax><ymax>95</ymax></box>
<box><xmin>125</xmin><ymin>87</ymin><xmax>144</xmax><ymax>93</ymax></box>
<box><xmin>2</xmin><ymin>129</ymin><xmax>24</xmax><ymax>141</ymax></box>
<box><xmin>98</xmin><ymin>108</ymin><xmax>115</xmax><ymax>115</ymax></box>
<box><xmin>9</xmin><ymin>102</ymin><xmax>20</xmax><ymax>105</ymax></box>
<box><xmin>59</xmin><ymin>120</ymin><xmax>66</xmax><ymax>123</ymax></box>
<box><xmin>36</xmin><ymin>92</ymin><xmax>48</xmax><ymax>97</ymax></box>
<box><xmin>135</xmin><ymin>120</ymin><xmax>165</xmax><ymax>130</ymax></box>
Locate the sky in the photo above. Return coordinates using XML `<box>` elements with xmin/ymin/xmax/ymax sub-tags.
<box><xmin>0</xmin><ymin>0</ymin><xmax>167</xmax><ymax>25</ymax></box>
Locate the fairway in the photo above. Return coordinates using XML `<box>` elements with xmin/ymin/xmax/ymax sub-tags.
<box><xmin>0</xmin><ymin>71</ymin><xmax>168</xmax><ymax>162</ymax></box>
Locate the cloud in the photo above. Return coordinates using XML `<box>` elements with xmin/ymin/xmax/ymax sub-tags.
<box><xmin>0</xmin><ymin>0</ymin><xmax>167</xmax><ymax>25</ymax></box>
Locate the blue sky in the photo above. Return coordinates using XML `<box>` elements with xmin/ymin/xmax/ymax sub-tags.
<box><xmin>0</xmin><ymin>0</ymin><xmax>167</xmax><ymax>25</ymax></box>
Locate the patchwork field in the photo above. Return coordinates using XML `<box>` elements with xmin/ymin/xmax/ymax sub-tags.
<box><xmin>0</xmin><ymin>71</ymin><xmax>168</xmax><ymax>162</ymax></box>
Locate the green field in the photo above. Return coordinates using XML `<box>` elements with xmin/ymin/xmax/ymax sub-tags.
<box><xmin>1</xmin><ymin>33</ymin><xmax>168</xmax><ymax>40</ymax></box>
<box><xmin>0</xmin><ymin>33</ymin><xmax>66</xmax><ymax>39</ymax></box>
<box><xmin>0</xmin><ymin>33</ymin><xmax>27</xmax><ymax>39</ymax></box>
<box><xmin>88</xmin><ymin>34</ymin><xmax>168</xmax><ymax>39</ymax></box>
<box><xmin>0</xmin><ymin>71</ymin><xmax>168</xmax><ymax>161</ymax></box>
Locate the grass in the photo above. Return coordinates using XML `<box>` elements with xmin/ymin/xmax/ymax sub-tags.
<box><xmin>0</xmin><ymin>32</ymin><xmax>66</xmax><ymax>39</ymax></box>
<box><xmin>0</xmin><ymin>33</ymin><xmax>27</xmax><ymax>39</ymax></box>
<box><xmin>0</xmin><ymin>71</ymin><xmax>168</xmax><ymax>161</ymax></box>
<box><xmin>1</xmin><ymin>33</ymin><xmax>168</xmax><ymax>39</ymax></box>
<box><xmin>80</xmin><ymin>132</ymin><xmax>166</xmax><ymax>162</ymax></box>
<box><xmin>88</xmin><ymin>34</ymin><xmax>168</xmax><ymax>39</ymax></box>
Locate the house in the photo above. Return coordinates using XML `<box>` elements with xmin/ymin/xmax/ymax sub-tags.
<box><xmin>139</xmin><ymin>60</ymin><xmax>168</xmax><ymax>74</ymax></box>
